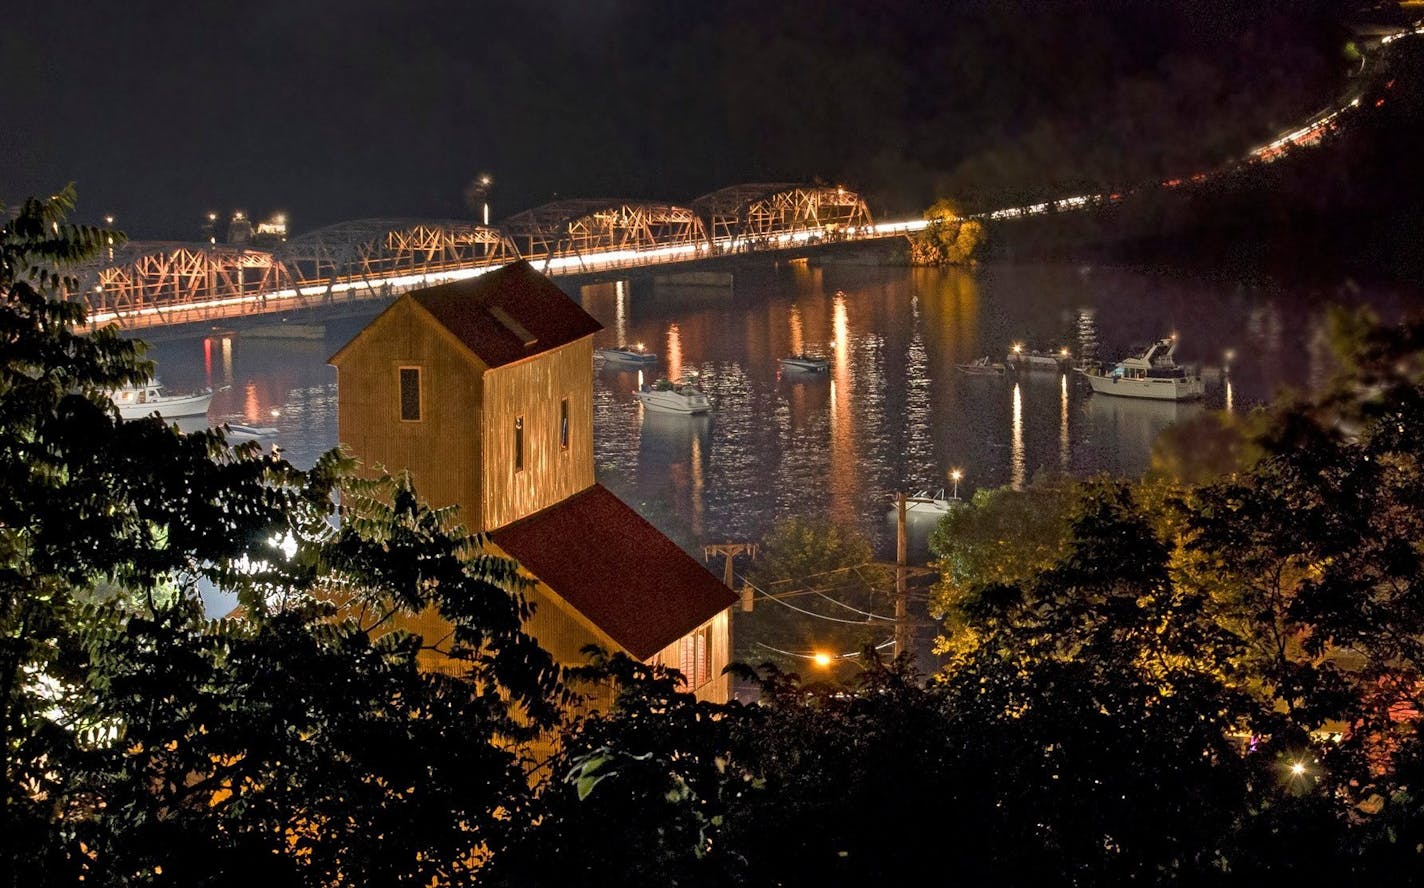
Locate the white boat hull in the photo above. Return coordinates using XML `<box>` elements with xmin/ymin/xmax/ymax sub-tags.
<box><xmin>780</xmin><ymin>358</ymin><xmax>829</xmax><ymax>372</ymax></box>
<box><xmin>596</xmin><ymin>348</ymin><xmax>658</xmax><ymax>365</ymax></box>
<box><xmin>114</xmin><ymin>389</ymin><xmax>214</xmax><ymax>420</ymax></box>
<box><xmin>635</xmin><ymin>391</ymin><xmax>711</xmax><ymax>414</ymax></box>
<box><xmin>1081</xmin><ymin>372</ymin><xmax>1204</xmax><ymax>401</ymax></box>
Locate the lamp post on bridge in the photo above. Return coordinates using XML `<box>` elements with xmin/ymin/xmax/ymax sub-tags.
<box><xmin>467</xmin><ymin>172</ymin><xmax>493</xmax><ymax>226</ymax></box>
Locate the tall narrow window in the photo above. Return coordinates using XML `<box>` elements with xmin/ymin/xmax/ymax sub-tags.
<box><xmin>514</xmin><ymin>415</ymin><xmax>524</xmax><ymax>472</ymax></box>
<box><xmin>679</xmin><ymin>623</ymin><xmax>713</xmax><ymax>690</ymax></box>
<box><xmin>399</xmin><ymin>367</ymin><xmax>421</xmax><ymax>421</ymax></box>
<box><xmin>559</xmin><ymin>398</ymin><xmax>570</xmax><ymax>451</ymax></box>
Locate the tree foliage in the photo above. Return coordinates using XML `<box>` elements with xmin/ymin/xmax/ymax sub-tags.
<box><xmin>736</xmin><ymin>516</ymin><xmax>890</xmax><ymax>681</ymax></box>
<box><xmin>908</xmin><ymin>198</ymin><xmax>985</xmax><ymax>266</ymax></box>
<box><xmin>1</xmin><ymin>189</ymin><xmax>562</xmax><ymax>886</ymax></box>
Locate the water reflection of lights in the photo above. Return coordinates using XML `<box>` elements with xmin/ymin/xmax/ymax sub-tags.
<box><xmin>829</xmin><ymin>291</ymin><xmax>856</xmax><ymax>521</ymax></box>
<box><xmin>244</xmin><ymin>383</ymin><xmax>261</xmax><ymax>424</ymax></box>
<box><xmin>1060</xmin><ymin>373</ymin><xmax>1070</xmax><ymax>469</ymax></box>
<box><xmin>789</xmin><ymin>304</ymin><xmax>804</xmax><ymax>357</ymax></box>
<box><xmin>1225</xmin><ymin>378</ymin><xmax>1234</xmax><ymax>413</ymax></box>
<box><xmin>1011</xmin><ymin>382</ymin><xmax>1025</xmax><ymax>491</ymax></box>
<box><xmin>666</xmin><ymin>323</ymin><xmax>682</xmax><ymax>384</ymax></box>
<box><xmin>690</xmin><ymin>431</ymin><xmax>704</xmax><ymax>536</ymax></box>
<box><xmin>615</xmin><ymin>279</ymin><xmax>628</xmax><ymax>346</ymax></box>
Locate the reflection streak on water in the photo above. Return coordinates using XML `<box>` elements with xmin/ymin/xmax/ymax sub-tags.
<box><xmin>789</xmin><ymin>304</ymin><xmax>803</xmax><ymax>357</ymax></box>
<box><xmin>1011</xmin><ymin>381</ymin><xmax>1025</xmax><ymax>491</ymax></box>
<box><xmin>666</xmin><ymin>323</ymin><xmax>682</xmax><ymax>384</ymax></box>
<box><xmin>1060</xmin><ymin>372</ymin><xmax>1070</xmax><ymax>470</ymax></box>
<box><xmin>615</xmin><ymin>280</ymin><xmax>627</xmax><ymax>346</ymax></box>
<box><xmin>904</xmin><ymin>294</ymin><xmax>936</xmax><ymax>491</ymax></box>
<box><xmin>830</xmin><ymin>291</ymin><xmax>857</xmax><ymax>525</ymax></box>
<box><xmin>690</xmin><ymin>432</ymin><xmax>704</xmax><ymax>536</ymax></box>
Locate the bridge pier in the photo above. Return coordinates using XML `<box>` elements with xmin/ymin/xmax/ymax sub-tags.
<box><xmin>242</xmin><ymin>321</ymin><xmax>326</xmax><ymax>341</ymax></box>
<box><xmin>651</xmin><ymin>270</ymin><xmax>735</xmax><ymax>294</ymax></box>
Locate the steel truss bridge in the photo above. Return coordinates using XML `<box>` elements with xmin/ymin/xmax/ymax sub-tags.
<box><xmin>73</xmin><ymin>183</ymin><xmax>894</xmax><ymax>333</ymax></box>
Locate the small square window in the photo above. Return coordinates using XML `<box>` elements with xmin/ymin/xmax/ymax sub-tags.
<box><xmin>399</xmin><ymin>367</ymin><xmax>421</xmax><ymax>421</ymax></box>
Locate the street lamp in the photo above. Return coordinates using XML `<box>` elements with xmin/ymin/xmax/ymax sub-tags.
<box><xmin>468</xmin><ymin>172</ymin><xmax>494</xmax><ymax>226</ymax></box>
<box><xmin>949</xmin><ymin>468</ymin><xmax>963</xmax><ymax>500</ymax></box>
<box><xmin>103</xmin><ymin>215</ymin><xmax>115</xmax><ymax>259</ymax></box>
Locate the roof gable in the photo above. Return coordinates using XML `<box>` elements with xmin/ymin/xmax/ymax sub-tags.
<box><xmin>410</xmin><ymin>261</ymin><xmax>602</xmax><ymax>369</ymax></box>
<box><xmin>489</xmin><ymin>484</ymin><xmax>737</xmax><ymax>660</ymax></box>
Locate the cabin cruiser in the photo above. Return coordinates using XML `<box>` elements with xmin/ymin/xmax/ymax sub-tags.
<box><xmin>634</xmin><ymin>378</ymin><xmax>712</xmax><ymax>414</ymax></box>
<box><xmin>222</xmin><ymin>422</ymin><xmax>280</xmax><ymax>443</ymax></box>
<box><xmin>955</xmin><ymin>356</ymin><xmax>1008</xmax><ymax>376</ymax></box>
<box><xmin>595</xmin><ymin>344</ymin><xmax>659</xmax><ymax>365</ymax></box>
<box><xmin>111</xmin><ymin>379</ymin><xmax>213</xmax><ymax>420</ymax></box>
<box><xmin>1077</xmin><ymin>336</ymin><xmax>1205</xmax><ymax>401</ymax></box>
<box><xmin>887</xmin><ymin>489</ymin><xmax>962</xmax><ymax>519</ymax></box>
<box><xmin>779</xmin><ymin>354</ymin><xmax>830</xmax><ymax>373</ymax></box>
<box><xmin>1005</xmin><ymin>344</ymin><xmax>1072</xmax><ymax>371</ymax></box>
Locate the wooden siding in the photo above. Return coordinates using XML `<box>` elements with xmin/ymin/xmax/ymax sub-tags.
<box><xmin>333</xmin><ymin>299</ymin><xmax>486</xmax><ymax>522</ymax></box>
<box><xmin>481</xmin><ymin>337</ymin><xmax>595</xmax><ymax>530</ymax></box>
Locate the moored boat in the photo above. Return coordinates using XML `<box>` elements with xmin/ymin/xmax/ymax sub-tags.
<box><xmin>955</xmin><ymin>355</ymin><xmax>1008</xmax><ymax>376</ymax></box>
<box><xmin>779</xmin><ymin>354</ymin><xmax>830</xmax><ymax>373</ymax></box>
<box><xmin>595</xmin><ymin>344</ymin><xmax>658</xmax><ymax>365</ymax></box>
<box><xmin>887</xmin><ymin>489</ymin><xmax>963</xmax><ymax>519</ymax></box>
<box><xmin>223</xmin><ymin>422</ymin><xmax>280</xmax><ymax>443</ymax></box>
<box><xmin>111</xmin><ymin>379</ymin><xmax>214</xmax><ymax>421</ymax></box>
<box><xmin>1005</xmin><ymin>343</ymin><xmax>1072</xmax><ymax>371</ymax></box>
<box><xmin>634</xmin><ymin>378</ymin><xmax>712</xmax><ymax>414</ymax></box>
<box><xmin>1077</xmin><ymin>336</ymin><xmax>1205</xmax><ymax>401</ymax></box>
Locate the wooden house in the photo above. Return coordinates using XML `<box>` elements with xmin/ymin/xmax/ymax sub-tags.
<box><xmin>328</xmin><ymin>261</ymin><xmax>736</xmax><ymax>705</ymax></box>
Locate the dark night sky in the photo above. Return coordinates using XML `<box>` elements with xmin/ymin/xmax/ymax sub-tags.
<box><xmin>2</xmin><ymin>1</ymin><xmax>1366</xmax><ymax>241</ymax></box>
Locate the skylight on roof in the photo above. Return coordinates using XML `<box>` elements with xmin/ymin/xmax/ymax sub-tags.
<box><xmin>487</xmin><ymin>304</ymin><xmax>537</xmax><ymax>347</ymax></box>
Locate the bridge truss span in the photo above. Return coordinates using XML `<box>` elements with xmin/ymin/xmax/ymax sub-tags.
<box><xmin>501</xmin><ymin>200</ymin><xmax>710</xmax><ymax>271</ymax></box>
<box><xmin>75</xmin><ymin>242</ymin><xmax>288</xmax><ymax>329</ymax></box>
<box><xmin>278</xmin><ymin>218</ymin><xmax>520</xmax><ymax>292</ymax></box>
<box><xmin>691</xmin><ymin>183</ymin><xmax>874</xmax><ymax>248</ymax></box>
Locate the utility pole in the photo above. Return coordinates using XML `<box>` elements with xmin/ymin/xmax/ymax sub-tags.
<box><xmin>895</xmin><ymin>491</ymin><xmax>908</xmax><ymax>660</ymax></box>
<box><xmin>704</xmin><ymin>542</ymin><xmax>758</xmax><ymax>610</ymax></box>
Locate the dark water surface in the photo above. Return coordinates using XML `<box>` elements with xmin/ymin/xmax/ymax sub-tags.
<box><xmin>144</xmin><ymin>260</ymin><xmax>1420</xmax><ymax>642</ymax></box>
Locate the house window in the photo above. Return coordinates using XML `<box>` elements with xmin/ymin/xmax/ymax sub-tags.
<box><xmin>559</xmin><ymin>397</ymin><xmax>570</xmax><ymax>451</ymax></box>
<box><xmin>679</xmin><ymin>622</ymin><xmax>712</xmax><ymax>690</ymax></box>
<box><xmin>514</xmin><ymin>415</ymin><xmax>524</xmax><ymax>472</ymax></box>
<box><xmin>399</xmin><ymin>367</ymin><xmax>421</xmax><ymax>421</ymax></box>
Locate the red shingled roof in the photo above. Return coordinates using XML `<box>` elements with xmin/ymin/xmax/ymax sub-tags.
<box><xmin>410</xmin><ymin>260</ymin><xmax>603</xmax><ymax>369</ymax></box>
<box><xmin>489</xmin><ymin>484</ymin><xmax>737</xmax><ymax>660</ymax></box>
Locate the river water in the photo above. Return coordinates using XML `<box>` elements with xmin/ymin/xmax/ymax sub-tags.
<box><xmin>143</xmin><ymin>259</ymin><xmax>1419</xmax><ymax>658</ymax></box>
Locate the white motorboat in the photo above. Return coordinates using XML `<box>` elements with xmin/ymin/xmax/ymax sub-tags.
<box><xmin>635</xmin><ymin>378</ymin><xmax>712</xmax><ymax>414</ymax></box>
<box><xmin>888</xmin><ymin>489</ymin><xmax>962</xmax><ymax>519</ymax></box>
<box><xmin>222</xmin><ymin>422</ymin><xmax>280</xmax><ymax>443</ymax></box>
<box><xmin>1077</xmin><ymin>336</ymin><xmax>1205</xmax><ymax>401</ymax></box>
<box><xmin>1005</xmin><ymin>344</ymin><xmax>1072</xmax><ymax>372</ymax></box>
<box><xmin>111</xmin><ymin>380</ymin><xmax>214</xmax><ymax>421</ymax></box>
<box><xmin>595</xmin><ymin>344</ymin><xmax>659</xmax><ymax>365</ymax></box>
<box><xmin>779</xmin><ymin>354</ymin><xmax>830</xmax><ymax>373</ymax></box>
<box><xmin>955</xmin><ymin>356</ymin><xmax>1008</xmax><ymax>376</ymax></box>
